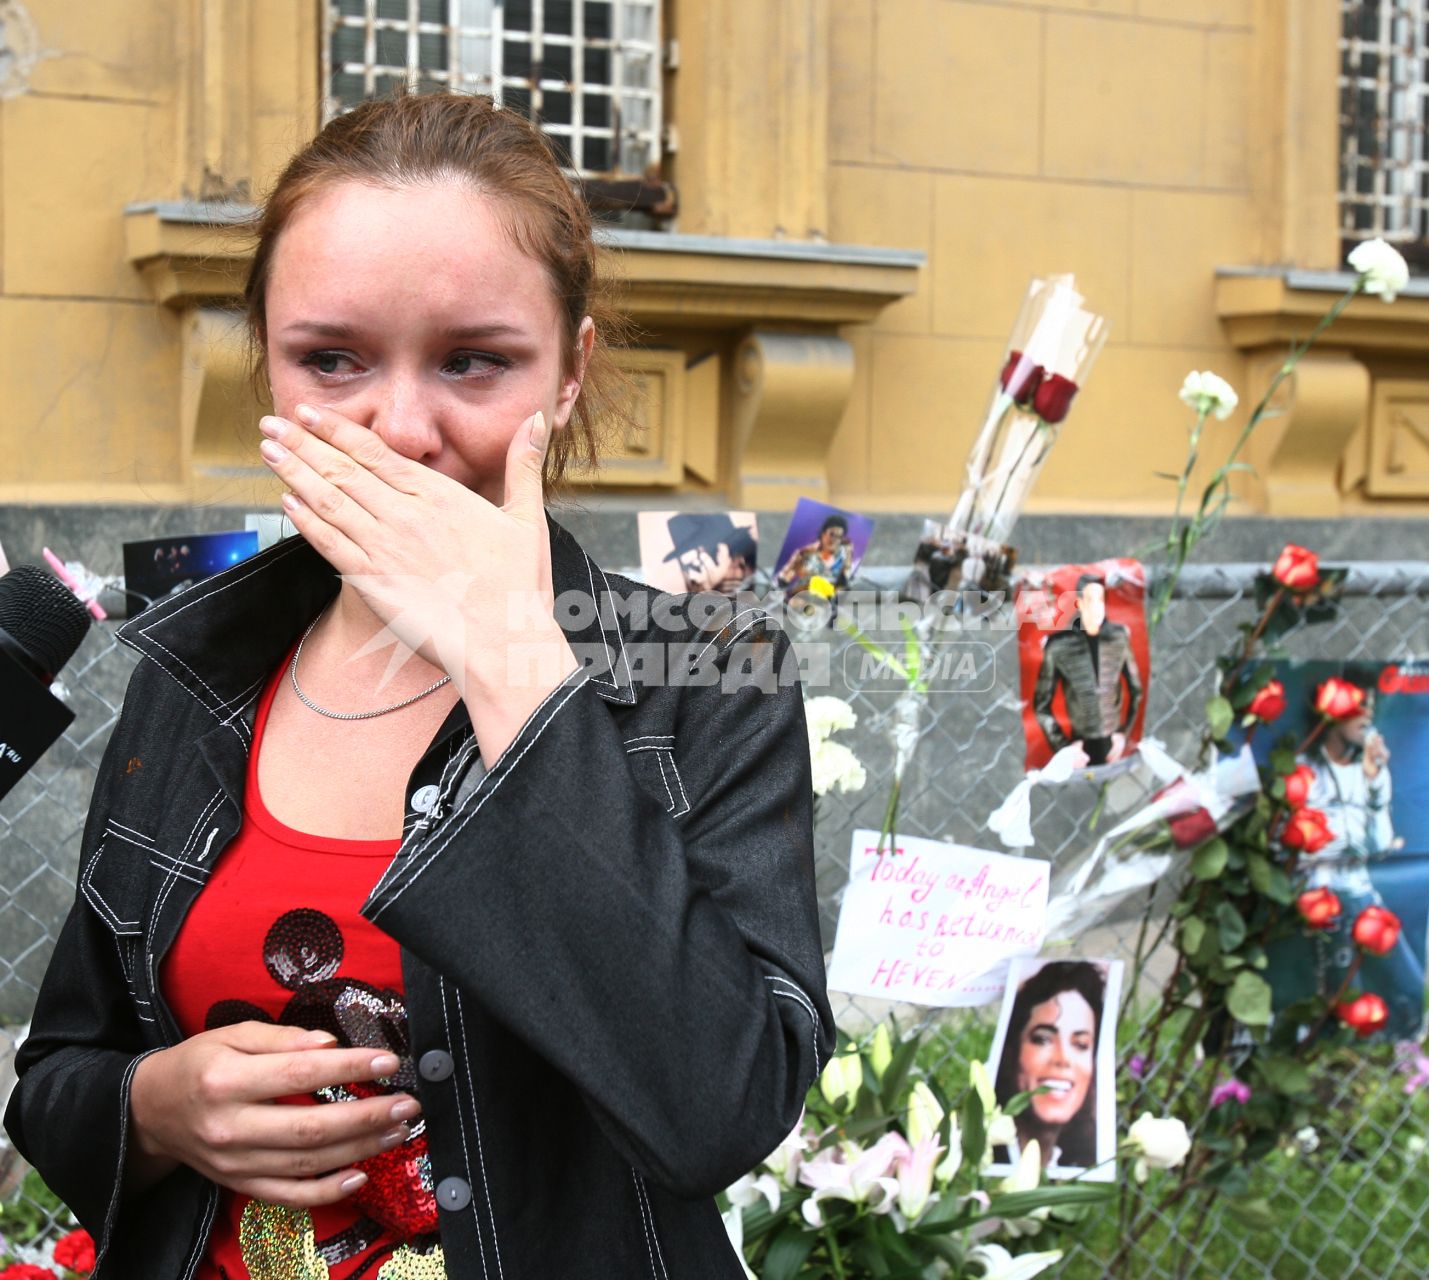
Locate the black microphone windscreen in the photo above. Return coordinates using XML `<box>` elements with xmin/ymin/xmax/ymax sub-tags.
<box><xmin>0</xmin><ymin>565</ymin><xmax>93</xmax><ymax>681</ymax></box>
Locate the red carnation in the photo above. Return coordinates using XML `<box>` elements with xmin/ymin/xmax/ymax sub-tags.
<box><xmin>1336</xmin><ymin>992</ymin><xmax>1389</xmax><ymax>1038</ymax></box>
<box><xmin>1296</xmin><ymin>887</ymin><xmax>1341</xmax><ymax>930</ymax></box>
<box><xmin>1282</xmin><ymin>763</ymin><xmax>1315</xmax><ymax>809</ymax></box>
<box><xmin>1246</xmin><ymin>680</ymin><xmax>1287</xmax><ymax>722</ymax></box>
<box><xmin>1314</xmin><ymin>677</ymin><xmax>1366</xmax><ymax>721</ymax></box>
<box><xmin>1032</xmin><ymin>373</ymin><xmax>1079</xmax><ymax>424</ymax></box>
<box><xmin>1271</xmin><ymin>543</ymin><xmax>1320</xmax><ymax>592</ymax></box>
<box><xmin>0</xmin><ymin>1265</ymin><xmax>61</xmax><ymax>1280</ymax></box>
<box><xmin>1281</xmin><ymin>807</ymin><xmax>1334</xmax><ymax>854</ymax></box>
<box><xmin>999</xmin><ymin>350</ymin><xmax>1045</xmax><ymax>407</ymax></box>
<box><xmin>53</xmin><ymin>1229</ymin><xmax>95</xmax><ymax>1276</ymax></box>
<box><xmin>1352</xmin><ymin>905</ymin><xmax>1402</xmax><ymax>956</ymax></box>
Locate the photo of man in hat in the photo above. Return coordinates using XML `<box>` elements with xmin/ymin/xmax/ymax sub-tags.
<box><xmin>637</xmin><ymin>511</ymin><xmax>759</xmax><ymax>597</ymax></box>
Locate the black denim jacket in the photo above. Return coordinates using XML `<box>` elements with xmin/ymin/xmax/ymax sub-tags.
<box><xmin>5</xmin><ymin>522</ymin><xmax>833</xmax><ymax>1279</ymax></box>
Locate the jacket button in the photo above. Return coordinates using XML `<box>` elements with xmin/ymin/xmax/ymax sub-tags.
<box><xmin>436</xmin><ymin>1176</ymin><xmax>472</xmax><ymax>1211</ymax></box>
<box><xmin>418</xmin><ymin>1049</ymin><xmax>454</xmax><ymax>1082</ymax></box>
<box><xmin>411</xmin><ymin>784</ymin><xmax>441</xmax><ymax>814</ymax></box>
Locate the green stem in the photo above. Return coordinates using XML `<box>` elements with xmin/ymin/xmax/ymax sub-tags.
<box><xmin>823</xmin><ymin>1227</ymin><xmax>848</xmax><ymax>1279</ymax></box>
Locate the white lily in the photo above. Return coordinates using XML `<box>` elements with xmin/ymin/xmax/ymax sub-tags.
<box><xmin>818</xmin><ymin>1049</ymin><xmax>863</xmax><ymax>1113</ymax></box>
<box><xmin>970</xmin><ymin>1059</ymin><xmax>997</xmax><ymax>1112</ymax></box>
<box><xmin>895</xmin><ymin>1135</ymin><xmax>942</xmax><ymax>1220</ymax></box>
<box><xmin>761</xmin><ymin>1117</ymin><xmax>810</xmax><ymax>1188</ymax></box>
<box><xmin>905</xmin><ymin>1080</ymin><xmax>944</xmax><ymax>1147</ymax></box>
<box><xmin>968</xmin><ymin>1243</ymin><xmax>1064</xmax><ymax>1280</ymax></box>
<box><xmin>719</xmin><ymin>1204</ymin><xmax>759</xmax><ymax>1280</ymax></box>
<box><xmin>1348</xmin><ymin>236</ymin><xmax>1410</xmax><ymax>303</ymax></box>
<box><xmin>998</xmin><ymin>1139</ymin><xmax>1042</xmax><ymax>1194</ymax></box>
<box><xmin>725</xmin><ymin>1171</ymin><xmax>782</xmax><ymax>1215</ymax></box>
<box><xmin>798</xmin><ymin>1132</ymin><xmax>907</xmax><ymax>1227</ymax></box>
<box><xmin>935</xmin><ymin>1114</ymin><xmax>963</xmax><ymax>1185</ymax></box>
<box><xmin>867</xmin><ymin>1023</ymin><xmax>893</xmax><ymax>1082</ymax></box>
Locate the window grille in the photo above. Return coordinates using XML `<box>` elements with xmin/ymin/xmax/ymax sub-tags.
<box><xmin>1338</xmin><ymin>0</ymin><xmax>1429</xmax><ymax>249</ymax></box>
<box><xmin>323</xmin><ymin>0</ymin><xmax>663</xmax><ymax>178</ymax></box>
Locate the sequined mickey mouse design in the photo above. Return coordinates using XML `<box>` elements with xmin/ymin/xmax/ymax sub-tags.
<box><xmin>205</xmin><ymin>909</ymin><xmax>442</xmax><ymax>1271</ymax></box>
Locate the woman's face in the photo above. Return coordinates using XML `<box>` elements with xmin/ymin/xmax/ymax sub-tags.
<box><xmin>1015</xmin><ymin>990</ymin><xmax>1096</xmax><ymax>1129</ymax></box>
<box><xmin>264</xmin><ymin>179</ymin><xmax>592</xmax><ymax>505</ymax></box>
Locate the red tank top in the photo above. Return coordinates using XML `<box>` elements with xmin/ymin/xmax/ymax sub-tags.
<box><xmin>161</xmin><ymin>652</ymin><xmax>445</xmax><ymax>1279</ymax></box>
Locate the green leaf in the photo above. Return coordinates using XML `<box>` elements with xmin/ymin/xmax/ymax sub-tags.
<box><xmin>879</xmin><ymin>1035</ymin><xmax>921</xmax><ymax>1113</ymax></box>
<box><xmin>1223</xmin><ymin>1196</ymin><xmax>1279</xmax><ymax>1231</ymax></box>
<box><xmin>1248</xmin><ymin>854</ymin><xmax>1294</xmax><ymax>904</ymax></box>
<box><xmin>1192</xmin><ymin>838</ymin><xmax>1230</xmax><ymax>880</ymax></box>
<box><xmin>1227</xmin><ymin>971</ymin><xmax>1274</xmax><ymax>1027</ymax></box>
<box><xmin>984</xmin><ymin>1183</ymin><xmax>1116</xmax><ymax>1218</ymax></box>
<box><xmin>1206</xmin><ymin>695</ymin><xmax>1235</xmax><ymax>740</ymax></box>
<box><xmin>962</xmin><ymin>1086</ymin><xmax>986</xmax><ymax>1171</ymax></box>
<box><xmin>760</xmin><ymin>1225</ymin><xmax>819</xmax><ymax>1280</ymax></box>
<box><xmin>911</xmin><ymin>1189</ymin><xmax>975</xmax><ymax>1234</ymax></box>
<box><xmin>1181</xmin><ymin>916</ymin><xmax>1206</xmax><ymax>956</ymax></box>
<box><xmin>1216</xmin><ymin>901</ymin><xmax>1248</xmax><ymax>951</ymax></box>
<box><xmin>1257</xmin><ymin>1055</ymin><xmax>1311</xmax><ymax>1096</ymax></box>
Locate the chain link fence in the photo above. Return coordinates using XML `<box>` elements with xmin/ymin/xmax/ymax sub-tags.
<box><xmin>0</xmin><ymin>561</ymin><xmax>1426</xmax><ymax>1276</ymax></box>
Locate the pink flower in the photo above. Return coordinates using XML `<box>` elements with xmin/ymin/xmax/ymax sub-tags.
<box><xmin>1209</xmin><ymin>1077</ymin><xmax>1251</xmax><ymax>1108</ymax></box>
<box><xmin>1126</xmin><ymin>1053</ymin><xmax>1148</xmax><ymax>1080</ymax></box>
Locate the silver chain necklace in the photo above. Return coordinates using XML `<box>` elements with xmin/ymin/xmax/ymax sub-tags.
<box><xmin>289</xmin><ymin>609</ymin><xmax>452</xmax><ymax>721</ymax></box>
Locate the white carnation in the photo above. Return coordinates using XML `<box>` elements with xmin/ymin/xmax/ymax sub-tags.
<box><xmin>810</xmin><ymin>738</ymin><xmax>867</xmax><ymax>797</ymax></box>
<box><xmin>1347</xmin><ymin>237</ymin><xmax>1410</xmax><ymax>303</ymax></box>
<box><xmin>1126</xmin><ymin>1112</ymin><xmax>1192</xmax><ymax>1181</ymax></box>
<box><xmin>804</xmin><ymin>695</ymin><xmax>858</xmax><ymax>742</ymax></box>
<box><xmin>1178</xmin><ymin>370</ymin><xmax>1238</xmax><ymax>420</ymax></box>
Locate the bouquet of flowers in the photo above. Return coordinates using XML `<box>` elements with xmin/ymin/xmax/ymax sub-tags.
<box><xmin>721</xmin><ymin>1024</ymin><xmax>1118</xmax><ymax>1279</ymax></box>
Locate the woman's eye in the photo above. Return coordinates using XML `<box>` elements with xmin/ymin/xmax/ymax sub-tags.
<box><xmin>443</xmin><ymin>351</ymin><xmax>510</xmax><ymax>378</ymax></box>
<box><xmin>298</xmin><ymin>350</ymin><xmax>357</xmax><ymax>377</ymax></box>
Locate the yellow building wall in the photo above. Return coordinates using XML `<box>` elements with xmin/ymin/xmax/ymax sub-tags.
<box><xmin>821</xmin><ymin>0</ymin><xmax>1276</xmax><ymax>515</ymax></box>
<box><xmin>2</xmin><ymin>0</ymin><xmax>1423</xmax><ymax>515</ymax></box>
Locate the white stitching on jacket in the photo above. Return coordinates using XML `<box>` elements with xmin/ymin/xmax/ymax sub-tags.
<box><xmin>438</xmin><ymin>980</ymin><xmax>491</xmax><ymax>1280</ymax></box>
<box><xmin>452</xmin><ymin>987</ymin><xmax>506</xmax><ymax>1280</ymax></box>
<box><xmin>689</xmin><ymin>609</ymin><xmax>771</xmax><ymax>671</ymax></box>
<box><xmin>369</xmin><ymin>674</ymin><xmax>589</xmax><ymax>917</ymax></box>
<box><xmin>764</xmin><ymin>976</ymin><xmax>823</xmax><ymax>1073</ymax></box>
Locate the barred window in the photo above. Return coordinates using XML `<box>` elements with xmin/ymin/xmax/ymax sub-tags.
<box><xmin>1339</xmin><ymin>1</ymin><xmax>1429</xmax><ymax>254</ymax></box>
<box><xmin>323</xmin><ymin>0</ymin><xmax>663</xmax><ymax>178</ymax></box>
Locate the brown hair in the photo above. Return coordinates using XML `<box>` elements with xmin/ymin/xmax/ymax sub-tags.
<box><xmin>245</xmin><ymin>92</ymin><xmax>627</xmax><ymax>487</ymax></box>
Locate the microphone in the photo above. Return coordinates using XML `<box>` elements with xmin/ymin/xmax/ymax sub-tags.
<box><xmin>0</xmin><ymin>565</ymin><xmax>94</xmax><ymax>801</ymax></box>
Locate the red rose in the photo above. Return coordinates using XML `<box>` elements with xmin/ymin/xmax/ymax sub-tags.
<box><xmin>1282</xmin><ymin>763</ymin><xmax>1315</xmax><ymax>808</ymax></box>
<box><xmin>1296</xmin><ymin>887</ymin><xmax>1341</xmax><ymax>929</ymax></box>
<box><xmin>999</xmin><ymin>350</ymin><xmax>1045</xmax><ymax>407</ymax></box>
<box><xmin>1246</xmin><ymin>680</ymin><xmax>1287</xmax><ymax>722</ymax></box>
<box><xmin>1281</xmin><ymin>807</ymin><xmax>1334</xmax><ymax>854</ymax></box>
<box><xmin>53</xmin><ymin>1229</ymin><xmax>96</xmax><ymax>1276</ymax></box>
<box><xmin>1032</xmin><ymin>373</ymin><xmax>1079</xmax><ymax>425</ymax></box>
<box><xmin>1352</xmin><ymin>905</ymin><xmax>1402</xmax><ymax>956</ymax></box>
<box><xmin>0</xmin><ymin>1265</ymin><xmax>60</xmax><ymax>1280</ymax></box>
<box><xmin>1335</xmin><ymin>992</ymin><xmax>1389</xmax><ymax>1038</ymax></box>
<box><xmin>1271</xmin><ymin>543</ymin><xmax>1320</xmax><ymax>591</ymax></box>
<box><xmin>1314</xmin><ymin>677</ymin><xmax>1366</xmax><ymax>721</ymax></box>
<box><xmin>1168</xmin><ymin>806</ymin><xmax>1218</xmax><ymax>849</ymax></box>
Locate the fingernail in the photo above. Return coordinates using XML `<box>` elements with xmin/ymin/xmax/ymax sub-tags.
<box><xmin>259</xmin><ymin>416</ymin><xmax>287</xmax><ymax>439</ymax></box>
<box><xmin>371</xmin><ymin>1053</ymin><xmax>401</xmax><ymax>1076</ymax></box>
<box><xmin>379</xmin><ymin>1125</ymin><xmax>409</xmax><ymax>1150</ymax></box>
<box><xmin>340</xmin><ymin>1171</ymin><xmax>368</xmax><ymax>1194</ymax></box>
<box><xmin>296</xmin><ymin>404</ymin><xmax>320</xmax><ymax>425</ymax></box>
<box><xmin>300</xmin><ymin>1029</ymin><xmax>338</xmax><ymax>1047</ymax></box>
<box><xmin>281</xmin><ymin>492</ymin><xmax>303</xmax><ymax>513</ymax></box>
<box><xmin>528</xmin><ymin>410</ymin><xmax>548</xmax><ymax>451</ymax></box>
<box><xmin>260</xmin><ymin>439</ymin><xmax>287</xmax><ymax>463</ymax></box>
<box><xmin>390</xmin><ymin>1097</ymin><xmax>422</xmax><ymax>1122</ymax></box>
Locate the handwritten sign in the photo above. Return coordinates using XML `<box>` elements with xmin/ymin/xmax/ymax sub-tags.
<box><xmin>826</xmin><ymin>829</ymin><xmax>1049</xmax><ymax>1007</ymax></box>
